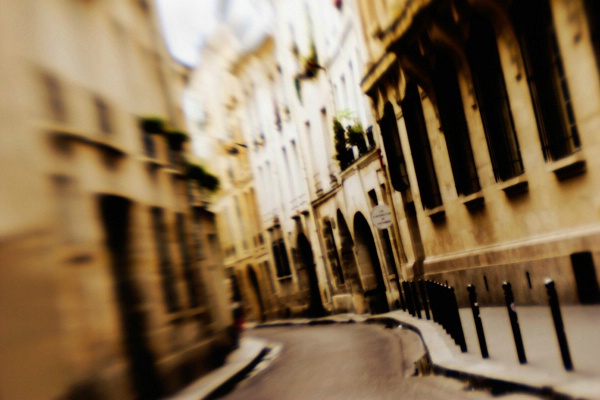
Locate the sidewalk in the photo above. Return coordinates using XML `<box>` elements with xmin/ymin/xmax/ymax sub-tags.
<box><xmin>167</xmin><ymin>337</ymin><xmax>268</xmax><ymax>400</ymax></box>
<box><xmin>457</xmin><ymin>305</ymin><xmax>600</xmax><ymax>398</ymax></box>
<box><xmin>370</xmin><ymin>305</ymin><xmax>600</xmax><ymax>400</ymax></box>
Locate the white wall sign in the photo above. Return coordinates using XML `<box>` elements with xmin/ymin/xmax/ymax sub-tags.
<box><xmin>371</xmin><ymin>204</ymin><xmax>392</xmax><ymax>230</ymax></box>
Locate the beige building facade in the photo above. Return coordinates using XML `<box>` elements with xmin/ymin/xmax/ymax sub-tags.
<box><xmin>357</xmin><ymin>0</ymin><xmax>600</xmax><ymax>305</ymax></box>
<box><xmin>0</xmin><ymin>1</ymin><xmax>234</xmax><ymax>399</ymax></box>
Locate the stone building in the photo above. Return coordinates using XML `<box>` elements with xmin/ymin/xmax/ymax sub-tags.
<box><xmin>287</xmin><ymin>0</ymin><xmax>407</xmax><ymax>314</ymax></box>
<box><xmin>0</xmin><ymin>1</ymin><xmax>234</xmax><ymax>399</ymax></box>
<box><xmin>185</xmin><ymin>3</ymin><xmax>285</xmax><ymax>322</ymax></box>
<box><xmin>356</xmin><ymin>0</ymin><xmax>600</xmax><ymax>305</ymax></box>
<box><xmin>187</xmin><ymin>0</ymin><xmax>600</xmax><ymax>320</ymax></box>
<box><xmin>187</xmin><ymin>0</ymin><xmax>408</xmax><ymax>318</ymax></box>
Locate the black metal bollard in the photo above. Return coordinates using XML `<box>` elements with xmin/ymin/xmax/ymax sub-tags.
<box><xmin>467</xmin><ymin>284</ymin><xmax>489</xmax><ymax>358</ymax></box>
<box><xmin>436</xmin><ymin>282</ymin><xmax>450</xmax><ymax>333</ymax></box>
<box><xmin>426</xmin><ymin>281</ymin><xmax>439</xmax><ymax>323</ymax></box>
<box><xmin>449</xmin><ymin>286</ymin><xmax>467</xmax><ymax>352</ymax></box>
<box><xmin>410</xmin><ymin>281</ymin><xmax>422</xmax><ymax>319</ymax></box>
<box><xmin>403</xmin><ymin>281</ymin><xmax>416</xmax><ymax>316</ymax></box>
<box><xmin>398</xmin><ymin>281</ymin><xmax>407</xmax><ymax>311</ymax></box>
<box><xmin>419</xmin><ymin>280</ymin><xmax>431</xmax><ymax>320</ymax></box>
<box><xmin>434</xmin><ymin>282</ymin><xmax>448</xmax><ymax>331</ymax></box>
<box><xmin>545</xmin><ymin>279</ymin><xmax>574</xmax><ymax>371</ymax></box>
<box><xmin>502</xmin><ymin>281</ymin><xmax>527</xmax><ymax>364</ymax></box>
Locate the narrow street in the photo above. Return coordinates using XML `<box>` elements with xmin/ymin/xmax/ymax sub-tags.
<box><xmin>215</xmin><ymin>324</ymin><xmax>541</xmax><ymax>400</ymax></box>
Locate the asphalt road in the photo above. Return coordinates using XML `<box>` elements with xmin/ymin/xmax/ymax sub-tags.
<box><xmin>216</xmin><ymin>324</ymin><xmax>541</xmax><ymax>400</ymax></box>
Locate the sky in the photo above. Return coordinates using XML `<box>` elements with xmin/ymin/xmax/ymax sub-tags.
<box><xmin>155</xmin><ymin>0</ymin><xmax>274</xmax><ymax>67</ymax></box>
<box><xmin>155</xmin><ymin>0</ymin><xmax>218</xmax><ymax>67</ymax></box>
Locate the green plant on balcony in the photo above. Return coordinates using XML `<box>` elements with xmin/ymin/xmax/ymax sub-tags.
<box><xmin>186</xmin><ymin>163</ymin><xmax>220</xmax><ymax>192</ymax></box>
<box><xmin>139</xmin><ymin>116</ymin><xmax>166</xmax><ymax>135</ymax></box>
<box><xmin>333</xmin><ymin>117</ymin><xmax>353</xmax><ymax>171</ymax></box>
<box><xmin>166</xmin><ymin>130</ymin><xmax>190</xmax><ymax>151</ymax></box>
<box><xmin>333</xmin><ymin>112</ymin><xmax>370</xmax><ymax>171</ymax></box>
<box><xmin>347</xmin><ymin>122</ymin><xmax>367</xmax><ymax>156</ymax></box>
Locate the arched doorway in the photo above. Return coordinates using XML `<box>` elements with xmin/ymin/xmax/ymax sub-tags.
<box><xmin>354</xmin><ymin>212</ymin><xmax>389</xmax><ymax>314</ymax></box>
<box><xmin>322</xmin><ymin>219</ymin><xmax>345</xmax><ymax>287</ymax></box>
<box><xmin>337</xmin><ymin>211</ymin><xmax>362</xmax><ymax>291</ymax></box>
<box><xmin>337</xmin><ymin>210</ymin><xmax>366</xmax><ymax>313</ymax></box>
<box><xmin>297</xmin><ymin>233</ymin><xmax>326</xmax><ymax>317</ymax></box>
<box><xmin>246</xmin><ymin>265</ymin><xmax>265</xmax><ymax>322</ymax></box>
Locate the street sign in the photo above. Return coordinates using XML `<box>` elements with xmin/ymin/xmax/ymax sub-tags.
<box><xmin>371</xmin><ymin>204</ymin><xmax>392</xmax><ymax>230</ymax></box>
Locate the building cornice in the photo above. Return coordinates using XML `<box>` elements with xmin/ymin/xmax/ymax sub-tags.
<box><xmin>361</xmin><ymin>52</ymin><xmax>397</xmax><ymax>95</ymax></box>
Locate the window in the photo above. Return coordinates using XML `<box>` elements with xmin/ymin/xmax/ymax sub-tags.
<box><xmin>95</xmin><ymin>96</ymin><xmax>112</xmax><ymax>134</ymax></box>
<box><xmin>273</xmin><ymin>239</ymin><xmax>292</xmax><ymax>278</ymax></box>
<box><xmin>141</xmin><ymin>129</ymin><xmax>156</xmax><ymax>157</ymax></box>
<box><xmin>366</xmin><ymin>126</ymin><xmax>375</xmax><ymax>149</ymax></box>
<box><xmin>379</xmin><ymin>102</ymin><xmax>410</xmax><ymax>192</ymax></box>
<box><xmin>467</xmin><ymin>14</ymin><xmax>524</xmax><ymax>181</ymax></box>
<box><xmin>512</xmin><ymin>0</ymin><xmax>580</xmax><ymax>161</ymax></box>
<box><xmin>274</xmin><ymin>97</ymin><xmax>282</xmax><ymax>132</ymax></box>
<box><xmin>431</xmin><ymin>52</ymin><xmax>481</xmax><ymax>194</ymax></box>
<box><xmin>176</xmin><ymin>214</ymin><xmax>201</xmax><ymax>307</ymax></box>
<box><xmin>402</xmin><ymin>82</ymin><xmax>443</xmax><ymax>209</ymax></box>
<box><xmin>43</xmin><ymin>73</ymin><xmax>66</xmax><ymax>122</ymax></box>
<box><xmin>151</xmin><ymin>208</ymin><xmax>180</xmax><ymax>312</ymax></box>
<box><xmin>585</xmin><ymin>0</ymin><xmax>600</xmax><ymax>68</ymax></box>
<box><xmin>234</xmin><ymin>196</ymin><xmax>248</xmax><ymax>251</ymax></box>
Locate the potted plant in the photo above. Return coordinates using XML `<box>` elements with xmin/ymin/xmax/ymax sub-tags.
<box><xmin>139</xmin><ymin>116</ymin><xmax>166</xmax><ymax>135</ymax></box>
<box><xmin>186</xmin><ymin>163</ymin><xmax>220</xmax><ymax>192</ymax></box>
<box><xmin>333</xmin><ymin>117</ymin><xmax>352</xmax><ymax>170</ymax></box>
<box><xmin>347</xmin><ymin>122</ymin><xmax>367</xmax><ymax>156</ymax></box>
<box><xmin>166</xmin><ymin>130</ymin><xmax>190</xmax><ymax>151</ymax></box>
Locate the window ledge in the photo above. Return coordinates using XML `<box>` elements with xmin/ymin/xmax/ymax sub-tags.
<box><xmin>547</xmin><ymin>152</ymin><xmax>586</xmax><ymax>180</ymax></box>
<box><xmin>49</xmin><ymin>126</ymin><xmax>127</xmax><ymax>158</ymax></box>
<box><xmin>169</xmin><ymin>306</ymin><xmax>209</xmax><ymax>323</ymax></box>
<box><xmin>424</xmin><ymin>205</ymin><xmax>446</xmax><ymax>221</ymax></box>
<box><xmin>138</xmin><ymin>155</ymin><xmax>169</xmax><ymax>169</ymax></box>
<box><xmin>163</xmin><ymin>166</ymin><xmax>185</xmax><ymax>176</ymax></box>
<box><xmin>59</xmin><ymin>244</ymin><xmax>94</xmax><ymax>265</ymax></box>
<box><xmin>499</xmin><ymin>174</ymin><xmax>529</xmax><ymax>197</ymax></box>
<box><xmin>460</xmin><ymin>191</ymin><xmax>485</xmax><ymax>210</ymax></box>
